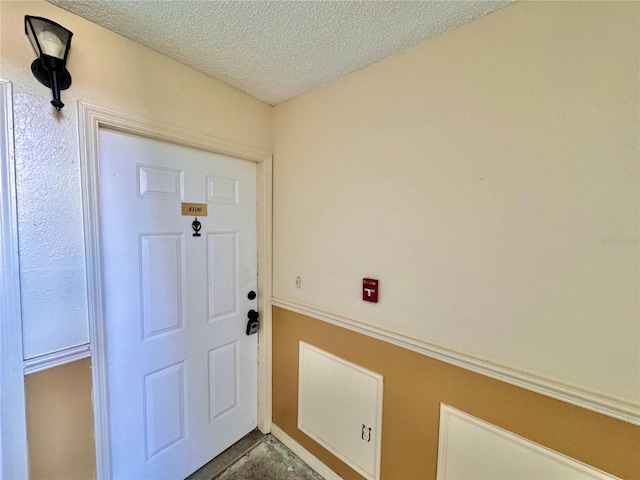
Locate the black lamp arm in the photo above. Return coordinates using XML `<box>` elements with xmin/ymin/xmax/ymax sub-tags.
<box><xmin>48</xmin><ymin>69</ymin><xmax>64</xmax><ymax>110</ymax></box>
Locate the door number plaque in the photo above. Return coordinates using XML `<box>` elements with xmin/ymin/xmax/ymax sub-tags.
<box><xmin>181</xmin><ymin>202</ymin><xmax>208</xmax><ymax>216</ymax></box>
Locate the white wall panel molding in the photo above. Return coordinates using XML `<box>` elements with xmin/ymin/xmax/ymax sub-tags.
<box><xmin>0</xmin><ymin>79</ymin><xmax>29</xmax><ymax>480</ymax></box>
<box><xmin>437</xmin><ymin>404</ymin><xmax>619</xmax><ymax>479</ymax></box>
<box><xmin>298</xmin><ymin>342</ymin><xmax>383</xmax><ymax>480</ymax></box>
<box><xmin>78</xmin><ymin>102</ymin><xmax>273</xmax><ymax>479</ymax></box>
<box><xmin>23</xmin><ymin>343</ymin><xmax>91</xmax><ymax>375</ymax></box>
<box><xmin>271</xmin><ymin>298</ymin><xmax>640</xmax><ymax>426</ymax></box>
<box><xmin>271</xmin><ymin>424</ymin><xmax>343</xmax><ymax>480</ymax></box>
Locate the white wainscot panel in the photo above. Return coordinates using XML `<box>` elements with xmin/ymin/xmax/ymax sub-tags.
<box><xmin>436</xmin><ymin>404</ymin><xmax>620</xmax><ymax>480</ymax></box>
<box><xmin>207</xmin><ymin>232</ymin><xmax>238</xmax><ymax>321</ymax></box>
<box><xmin>298</xmin><ymin>342</ymin><xmax>383</xmax><ymax>480</ymax></box>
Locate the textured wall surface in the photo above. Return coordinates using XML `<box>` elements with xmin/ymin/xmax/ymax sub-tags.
<box><xmin>272</xmin><ymin>1</ymin><xmax>639</xmax><ymax>406</ymax></box>
<box><xmin>1</xmin><ymin>0</ymin><xmax>272</xmax><ymax>359</ymax></box>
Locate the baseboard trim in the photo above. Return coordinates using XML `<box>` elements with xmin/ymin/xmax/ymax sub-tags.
<box><xmin>271</xmin><ymin>424</ymin><xmax>343</xmax><ymax>480</ymax></box>
<box><xmin>271</xmin><ymin>298</ymin><xmax>639</xmax><ymax>426</ymax></box>
<box><xmin>24</xmin><ymin>343</ymin><xmax>91</xmax><ymax>375</ymax></box>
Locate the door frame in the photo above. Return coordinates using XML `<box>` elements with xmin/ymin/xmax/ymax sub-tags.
<box><xmin>78</xmin><ymin>102</ymin><xmax>273</xmax><ymax>480</ymax></box>
<box><xmin>0</xmin><ymin>80</ymin><xmax>29</xmax><ymax>480</ymax></box>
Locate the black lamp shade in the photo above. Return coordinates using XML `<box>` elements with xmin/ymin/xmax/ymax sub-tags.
<box><xmin>25</xmin><ymin>15</ymin><xmax>72</xmax><ymax>61</ymax></box>
<box><xmin>24</xmin><ymin>15</ymin><xmax>73</xmax><ymax>110</ymax></box>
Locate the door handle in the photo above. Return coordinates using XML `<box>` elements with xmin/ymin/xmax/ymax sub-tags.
<box><xmin>246</xmin><ymin>310</ymin><xmax>259</xmax><ymax>335</ymax></box>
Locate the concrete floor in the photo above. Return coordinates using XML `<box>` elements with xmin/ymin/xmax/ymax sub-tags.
<box><xmin>187</xmin><ymin>430</ymin><xmax>325</xmax><ymax>480</ymax></box>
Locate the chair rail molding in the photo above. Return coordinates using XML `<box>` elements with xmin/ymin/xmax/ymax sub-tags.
<box><xmin>0</xmin><ymin>79</ymin><xmax>29</xmax><ymax>480</ymax></box>
<box><xmin>271</xmin><ymin>297</ymin><xmax>640</xmax><ymax>426</ymax></box>
<box><xmin>78</xmin><ymin>102</ymin><xmax>273</xmax><ymax>480</ymax></box>
<box><xmin>24</xmin><ymin>343</ymin><xmax>91</xmax><ymax>375</ymax></box>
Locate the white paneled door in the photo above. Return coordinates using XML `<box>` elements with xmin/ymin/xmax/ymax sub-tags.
<box><xmin>99</xmin><ymin>129</ymin><xmax>258</xmax><ymax>479</ymax></box>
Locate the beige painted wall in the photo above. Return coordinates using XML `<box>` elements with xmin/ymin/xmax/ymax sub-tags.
<box><xmin>272</xmin><ymin>1</ymin><xmax>639</xmax><ymax>406</ymax></box>
<box><xmin>4</xmin><ymin>0</ymin><xmax>639</xmax><ymax>477</ymax></box>
<box><xmin>25</xmin><ymin>359</ymin><xmax>95</xmax><ymax>480</ymax></box>
<box><xmin>0</xmin><ymin>1</ymin><xmax>271</xmax><ymax>147</ymax></box>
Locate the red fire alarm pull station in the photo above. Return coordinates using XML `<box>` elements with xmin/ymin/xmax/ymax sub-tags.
<box><xmin>362</xmin><ymin>278</ymin><xmax>379</xmax><ymax>303</ymax></box>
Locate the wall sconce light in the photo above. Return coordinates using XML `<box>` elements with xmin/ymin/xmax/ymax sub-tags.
<box><xmin>24</xmin><ymin>15</ymin><xmax>73</xmax><ymax>111</ymax></box>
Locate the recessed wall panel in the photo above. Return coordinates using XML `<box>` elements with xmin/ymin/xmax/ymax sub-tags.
<box><xmin>138</xmin><ymin>165</ymin><xmax>183</xmax><ymax>199</ymax></box>
<box><xmin>208</xmin><ymin>342</ymin><xmax>239</xmax><ymax>421</ymax></box>
<box><xmin>298</xmin><ymin>342</ymin><xmax>383</xmax><ymax>480</ymax></box>
<box><xmin>207</xmin><ymin>176</ymin><xmax>238</xmax><ymax>205</ymax></box>
<box><xmin>207</xmin><ymin>233</ymin><xmax>238</xmax><ymax>320</ymax></box>
<box><xmin>140</xmin><ymin>234</ymin><xmax>185</xmax><ymax>339</ymax></box>
<box><xmin>143</xmin><ymin>362</ymin><xmax>186</xmax><ymax>459</ymax></box>
<box><xmin>436</xmin><ymin>405</ymin><xmax>619</xmax><ymax>480</ymax></box>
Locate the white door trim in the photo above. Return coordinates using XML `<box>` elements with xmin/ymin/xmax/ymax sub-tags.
<box><xmin>78</xmin><ymin>102</ymin><xmax>273</xmax><ymax>480</ymax></box>
<box><xmin>0</xmin><ymin>79</ymin><xmax>29</xmax><ymax>480</ymax></box>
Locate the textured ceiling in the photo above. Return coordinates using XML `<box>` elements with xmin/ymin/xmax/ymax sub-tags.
<box><xmin>48</xmin><ymin>1</ymin><xmax>513</xmax><ymax>105</ymax></box>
